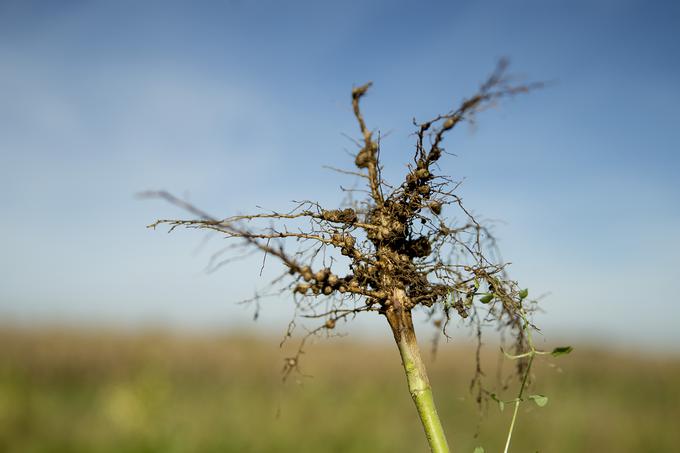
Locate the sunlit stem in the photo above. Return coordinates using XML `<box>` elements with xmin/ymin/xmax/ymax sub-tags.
<box><xmin>387</xmin><ymin>297</ymin><xmax>450</xmax><ymax>453</ymax></box>
<box><xmin>503</xmin><ymin>350</ymin><xmax>535</xmax><ymax>453</ymax></box>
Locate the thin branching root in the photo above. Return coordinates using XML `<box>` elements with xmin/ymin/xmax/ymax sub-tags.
<box><xmin>145</xmin><ymin>60</ymin><xmax>550</xmax><ymax>453</ymax></box>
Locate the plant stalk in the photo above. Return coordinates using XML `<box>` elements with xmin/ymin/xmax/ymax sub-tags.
<box><xmin>503</xmin><ymin>353</ymin><xmax>534</xmax><ymax>453</ymax></box>
<box><xmin>386</xmin><ymin>289</ymin><xmax>450</xmax><ymax>453</ymax></box>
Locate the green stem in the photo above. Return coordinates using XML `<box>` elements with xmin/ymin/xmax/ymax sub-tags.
<box><xmin>396</xmin><ymin>329</ymin><xmax>450</xmax><ymax>453</ymax></box>
<box><xmin>503</xmin><ymin>353</ymin><xmax>534</xmax><ymax>453</ymax></box>
<box><xmin>386</xmin><ymin>292</ymin><xmax>450</xmax><ymax>453</ymax></box>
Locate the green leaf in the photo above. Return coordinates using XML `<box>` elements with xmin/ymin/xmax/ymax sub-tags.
<box><xmin>519</xmin><ymin>288</ymin><xmax>529</xmax><ymax>299</ymax></box>
<box><xmin>479</xmin><ymin>294</ymin><xmax>494</xmax><ymax>304</ymax></box>
<box><xmin>473</xmin><ymin>448</ymin><xmax>485</xmax><ymax>453</ymax></box>
<box><xmin>529</xmin><ymin>394</ymin><xmax>548</xmax><ymax>407</ymax></box>
<box><xmin>489</xmin><ymin>393</ymin><xmax>504</xmax><ymax>411</ymax></box>
<box><xmin>551</xmin><ymin>346</ymin><xmax>573</xmax><ymax>357</ymax></box>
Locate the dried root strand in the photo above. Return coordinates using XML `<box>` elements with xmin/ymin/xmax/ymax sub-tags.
<box><xmin>147</xmin><ymin>60</ymin><xmax>539</xmax><ymax>386</ymax></box>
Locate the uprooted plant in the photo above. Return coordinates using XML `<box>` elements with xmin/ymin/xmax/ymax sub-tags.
<box><xmin>144</xmin><ymin>60</ymin><xmax>569</xmax><ymax>452</ymax></box>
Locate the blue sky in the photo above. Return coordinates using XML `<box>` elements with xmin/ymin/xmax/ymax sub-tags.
<box><xmin>1</xmin><ymin>0</ymin><xmax>679</xmax><ymax>350</ymax></box>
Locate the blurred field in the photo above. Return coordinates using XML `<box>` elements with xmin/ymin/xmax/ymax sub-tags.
<box><xmin>1</xmin><ymin>327</ymin><xmax>679</xmax><ymax>453</ymax></box>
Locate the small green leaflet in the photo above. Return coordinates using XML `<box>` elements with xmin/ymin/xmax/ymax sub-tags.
<box><xmin>489</xmin><ymin>393</ymin><xmax>504</xmax><ymax>411</ymax></box>
<box><xmin>528</xmin><ymin>394</ymin><xmax>549</xmax><ymax>407</ymax></box>
<box><xmin>479</xmin><ymin>294</ymin><xmax>494</xmax><ymax>304</ymax></box>
<box><xmin>551</xmin><ymin>346</ymin><xmax>573</xmax><ymax>357</ymax></box>
<box><xmin>519</xmin><ymin>288</ymin><xmax>529</xmax><ymax>299</ymax></box>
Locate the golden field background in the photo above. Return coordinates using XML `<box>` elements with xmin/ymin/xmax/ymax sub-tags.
<box><xmin>1</xmin><ymin>327</ymin><xmax>678</xmax><ymax>452</ymax></box>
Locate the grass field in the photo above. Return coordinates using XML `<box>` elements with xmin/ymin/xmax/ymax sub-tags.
<box><xmin>1</xmin><ymin>327</ymin><xmax>679</xmax><ymax>452</ymax></box>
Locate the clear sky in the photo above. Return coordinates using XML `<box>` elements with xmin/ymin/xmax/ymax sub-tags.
<box><xmin>1</xmin><ymin>0</ymin><xmax>679</xmax><ymax>350</ymax></box>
